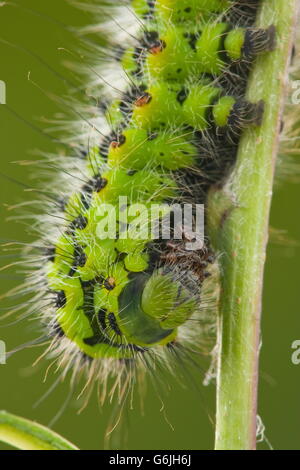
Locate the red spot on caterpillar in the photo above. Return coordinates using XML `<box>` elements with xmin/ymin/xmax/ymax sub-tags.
<box><xmin>104</xmin><ymin>277</ymin><xmax>116</xmax><ymax>290</ymax></box>
<box><xmin>150</xmin><ymin>45</ymin><xmax>162</xmax><ymax>54</ymax></box>
<box><xmin>110</xmin><ymin>141</ymin><xmax>119</xmax><ymax>148</ymax></box>
<box><xmin>134</xmin><ymin>93</ymin><xmax>152</xmax><ymax>107</ymax></box>
<box><xmin>149</xmin><ymin>40</ymin><xmax>166</xmax><ymax>55</ymax></box>
<box><xmin>110</xmin><ymin>135</ymin><xmax>126</xmax><ymax>149</ymax></box>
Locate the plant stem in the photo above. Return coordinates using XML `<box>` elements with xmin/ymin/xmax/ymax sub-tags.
<box><xmin>0</xmin><ymin>410</ymin><xmax>79</xmax><ymax>450</ymax></box>
<box><xmin>207</xmin><ymin>0</ymin><xmax>300</xmax><ymax>451</ymax></box>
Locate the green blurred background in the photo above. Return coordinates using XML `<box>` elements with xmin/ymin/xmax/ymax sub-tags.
<box><xmin>0</xmin><ymin>0</ymin><xmax>299</xmax><ymax>450</ymax></box>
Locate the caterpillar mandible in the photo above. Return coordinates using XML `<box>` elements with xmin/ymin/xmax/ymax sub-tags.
<box><xmin>4</xmin><ymin>0</ymin><xmax>277</xmax><ymax>432</ymax></box>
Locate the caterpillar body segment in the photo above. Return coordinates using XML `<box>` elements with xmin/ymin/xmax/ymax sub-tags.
<box><xmin>132</xmin><ymin>0</ymin><xmax>264</xmax><ymax>25</ymax></box>
<box><xmin>105</xmin><ymin>81</ymin><xmax>264</xmax><ymax>133</ymax></box>
<box><xmin>121</xmin><ymin>23</ymin><xmax>276</xmax><ymax>80</ymax></box>
<box><xmin>107</xmin><ymin>128</ymin><xmax>197</xmax><ymax>170</ymax></box>
<box><xmin>132</xmin><ymin>0</ymin><xmax>230</xmax><ymax>22</ymax></box>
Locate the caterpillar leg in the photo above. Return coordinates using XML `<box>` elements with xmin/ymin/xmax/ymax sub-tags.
<box><xmin>213</xmin><ymin>97</ymin><xmax>265</xmax><ymax>129</ymax></box>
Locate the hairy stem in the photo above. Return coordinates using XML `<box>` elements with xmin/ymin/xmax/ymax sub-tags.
<box><xmin>0</xmin><ymin>411</ymin><xmax>78</xmax><ymax>450</ymax></box>
<box><xmin>207</xmin><ymin>0</ymin><xmax>300</xmax><ymax>451</ymax></box>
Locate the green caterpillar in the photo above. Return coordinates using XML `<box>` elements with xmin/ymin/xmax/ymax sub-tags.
<box><xmin>11</xmin><ymin>0</ymin><xmax>276</xmax><ymax>399</ymax></box>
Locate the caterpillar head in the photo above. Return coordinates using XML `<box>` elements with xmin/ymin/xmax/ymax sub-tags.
<box><xmin>118</xmin><ymin>268</ymin><xmax>200</xmax><ymax>347</ymax></box>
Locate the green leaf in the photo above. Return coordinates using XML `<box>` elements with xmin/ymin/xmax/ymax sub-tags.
<box><xmin>0</xmin><ymin>411</ymin><xmax>79</xmax><ymax>450</ymax></box>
